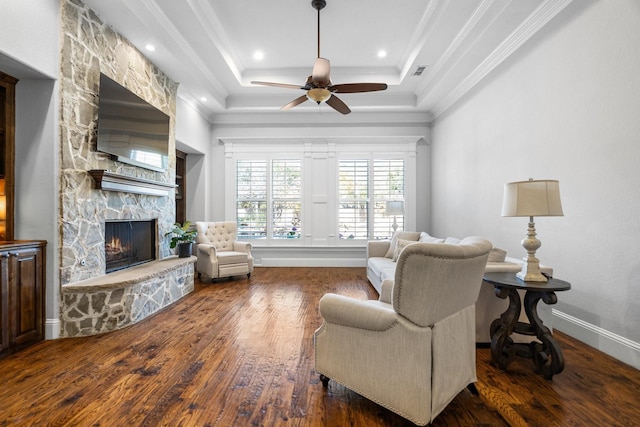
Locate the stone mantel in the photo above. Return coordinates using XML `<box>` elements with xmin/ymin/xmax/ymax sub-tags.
<box><xmin>62</xmin><ymin>256</ymin><xmax>195</xmax><ymax>292</ymax></box>
<box><xmin>88</xmin><ymin>170</ymin><xmax>176</xmax><ymax>197</ymax></box>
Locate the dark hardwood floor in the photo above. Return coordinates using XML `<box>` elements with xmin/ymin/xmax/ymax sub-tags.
<box><xmin>1</xmin><ymin>267</ymin><xmax>639</xmax><ymax>426</ymax></box>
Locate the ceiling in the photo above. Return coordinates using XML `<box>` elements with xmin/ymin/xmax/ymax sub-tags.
<box><xmin>83</xmin><ymin>0</ymin><xmax>573</xmax><ymax>120</ymax></box>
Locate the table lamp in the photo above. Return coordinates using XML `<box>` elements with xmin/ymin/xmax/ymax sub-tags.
<box><xmin>385</xmin><ymin>200</ymin><xmax>404</xmax><ymax>234</ymax></box>
<box><xmin>501</xmin><ymin>179</ymin><xmax>563</xmax><ymax>282</ymax></box>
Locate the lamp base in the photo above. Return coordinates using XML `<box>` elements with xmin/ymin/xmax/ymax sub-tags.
<box><xmin>517</xmin><ymin>256</ymin><xmax>548</xmax><ymax>282</ymax></box>
<box><xmin>517</xmin><ymin>217</ymin><xmax>548</xmax><ymax>282</ymax></box>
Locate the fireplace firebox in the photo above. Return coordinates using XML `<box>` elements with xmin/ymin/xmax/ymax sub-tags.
<box><xmin>105</xmin><ymin>220</ymin><xmax>157</xmax><ymax>273</ymax></box>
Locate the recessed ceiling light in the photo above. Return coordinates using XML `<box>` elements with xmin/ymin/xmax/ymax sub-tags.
<box><xmin>200</xmin><ymin>97</ymin><xmax>207</xmax><ymax>102</ymax></box>
<box><xmin>377</xmin><ymin>50</ymin><xmax>387</xmax><ymax>58</ymax></box>
<box><xmin>145</xmin><ymin>44</ymin><xmax>156</xmax><ymax>52</ymax></box>
<box><xmin>253</xmin><ymin>50</ymin><xmax>264</xmax><ymax>61</ymax></box>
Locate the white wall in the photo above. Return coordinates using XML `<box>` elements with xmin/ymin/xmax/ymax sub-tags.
<box><xmin>15</xmin><ymin>80</ymin><xmax>60</xmax><ymax>338</ymax></box>
<box><xmin>431</xmin><ymin>0</ymin><xmax>640</xmax><ymax>368</ymax></box>
<box><xmin>1</xmin><ymin>0</ymin><xmax>60</xmax><ymax>339</ymax></box>
<box><xmin>175</xmin><ymin>93</ymin><xmax>211</xmax><ymax>222</ymax></box>
<box><xmin>0</xmin><ymin>0</ymin><xmax>59</xmax><ymax>78</ymax></box>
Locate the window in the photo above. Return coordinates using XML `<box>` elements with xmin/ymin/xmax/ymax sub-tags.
<box><xmin>338</xmin><ymin>160</ymin><xmax>369</xmax><ymax>239</ymax></box>
<box><xmin>236</xmin><ymin>160</ymin><xmax>267</xmax><ymax>238</ymax></box>
<box><xmin>226</xmin><ymin>141</ymin><xmax>416</xmax><ymax>247</ymax></box>
<box><xmin>236</xmin><ymin>159</ymin><xmax>302</xmax><ymax>240</ymax></box>
<box><xmin>271</xmin><ymin>160</ymin><xmax>302</xmax><ymax>239</ymax></box>
<box><xmin>338</xmin><ymin>159</ymin><xmax>404</xmax><ymax>240</ymax></box>
<box><xmin>373</xmin><ymin>159</ymin><xmax>405</xmax><ymax>239</ymax></box>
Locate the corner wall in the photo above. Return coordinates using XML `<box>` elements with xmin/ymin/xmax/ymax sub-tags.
<box><xmin>431</xmin><ymin>0</ymin><xmax>640</xmax><ymax>368</ymax></box>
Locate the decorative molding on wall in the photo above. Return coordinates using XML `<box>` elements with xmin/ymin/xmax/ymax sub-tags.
<box><xmin>553</xmin><ymin>309</ymin><xmax>640</xmax><ymax>371</ymax></box>
<box><xmin>431</xmin><ymin>0</ymin><xmax>575</xmax><ymax>117</ymax></box>
<box><xmin>88</xmin><ymin>170</ymin><xmax>176</xmax><ymax>197</ymax></box>
<box><xmin>251</xmin><ymin>246</ymin><xmax>367</xmax><ymax>268</ymax></box>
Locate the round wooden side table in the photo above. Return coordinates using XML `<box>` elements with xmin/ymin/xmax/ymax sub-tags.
<box><xmin>483</xmin><ymin>272</ymin><xmax>571</xmax><ymax>380</ymax></box>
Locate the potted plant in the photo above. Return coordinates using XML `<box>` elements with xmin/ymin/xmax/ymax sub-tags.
<box><xmin>165</xmin><ymin>221</ymin><xmax>197</xmax><ymax>258</ymax></box>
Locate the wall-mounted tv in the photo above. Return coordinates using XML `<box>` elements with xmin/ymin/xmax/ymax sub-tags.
<box><xmin>97</xmin><ymin>73</ymin><xmax>170</xmax><ymax>172</ymax></box>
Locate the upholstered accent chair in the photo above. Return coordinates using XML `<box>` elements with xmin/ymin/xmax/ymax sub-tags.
<box><xmin>195</xmin><ymin>221</ymin><xmax>254</xmax><ymax>282</ymax></box>
<box><xmin>314</xmin><ymin>237</ymin><xmax>492</xmax><ymax>425</ymax></box>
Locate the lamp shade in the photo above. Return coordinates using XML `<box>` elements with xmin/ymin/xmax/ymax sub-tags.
<box><xmin>501</xmin><ymin>179</ymin><xmax>563</xmax><ymax>217</ymax></box>
<box><xmin>385</xmin><ymin>200</ymin><xmax>404</xmax><ymax>216</ymax></box>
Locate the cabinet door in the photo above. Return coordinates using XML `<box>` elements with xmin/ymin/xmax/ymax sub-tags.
<box><xmin>0</xmin><ymin>251</ymin><xmax>9</xmax><ymax>355</ymax></box>
<box><xmin>10</xmin><ymin>247</ymin><xmax>44</xmax><ymax>348</ymax></box>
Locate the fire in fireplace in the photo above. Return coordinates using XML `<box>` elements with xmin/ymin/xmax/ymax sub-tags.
<box><xmin>105</xmin><ymin>220</ymin><xmax>157</xmax><ymax>273</ymax></box>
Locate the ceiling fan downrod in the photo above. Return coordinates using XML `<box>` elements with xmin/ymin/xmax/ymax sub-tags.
<box><xmin>311</xmin><ymin>0</ymin><xmax>326</xmax><ymax>59</ymax></box>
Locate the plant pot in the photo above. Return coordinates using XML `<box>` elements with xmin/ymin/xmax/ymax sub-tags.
<box><xmin>177</xmin><ymin>242</ymin><xmax>193</xmax><ymax>258</ymax></box>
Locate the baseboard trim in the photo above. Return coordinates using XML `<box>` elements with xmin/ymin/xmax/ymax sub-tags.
<box><xmin>553</xmin><ymin>309</ymin><xmax>640</xmax><ymax>370</ymax></box>
<box><xmin>45</xmin><ymin>318</ymin><xmax>60</xmax><ymax>340</ymax></box>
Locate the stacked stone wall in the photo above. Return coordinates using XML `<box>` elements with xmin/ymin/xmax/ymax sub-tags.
<box><xmin>61</xmin><ymin>257</ymin><xmax>195</xmax><ymax>337</ymax></box>
<box><xmin>60</xmin><ymin>0</ymin><xmax>178</xmax><ymax>285</ymax></box>
<box><xmin>58</xmin><ymin>0</ymin><xmax>189</xmax><ymax>336</ymax></box>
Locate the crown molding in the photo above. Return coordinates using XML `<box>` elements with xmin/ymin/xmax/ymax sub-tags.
<box><xmin>431</xmin><ymin>0</ymin><xmax>575</xmax><ymax>118</ymax></box>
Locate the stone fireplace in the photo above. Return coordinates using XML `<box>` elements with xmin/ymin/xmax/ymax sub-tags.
<box><xmin>105</xmin><ymin>219</ymin><xmax>157</xmax><ymax>273</ymax></box>
<box><xmin>58</xmin><ymin>0</ymin><xmax>194</xmax><ymax>338</ymax></box>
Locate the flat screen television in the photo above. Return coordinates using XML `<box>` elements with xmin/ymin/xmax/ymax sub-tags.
<box><xmin>96</xmin><ymin>73</ymin><xmax>170</xmax><ymax>172</ymax></box>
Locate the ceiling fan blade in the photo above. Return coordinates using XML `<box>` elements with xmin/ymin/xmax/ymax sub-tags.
<box><xmin>251</xmin><ymin>81</ymin><xmax>304</xmax><ymax>90</ymax></box>
<box><xmin>325</xmin><ymin>94</ymin><xmax>351</xmax><ymax>115</ymax></box>
<box><xmin>329</xmin><ymin>83</ymin><xmax>388</xmax><ymax>93</ymax></box>
<box><xmin>311</xmin><ymin>58</ymin><xmax>331</xmax><ymax>87</ymax></box>
<box><xmin>282</xmin><ymin>95</ymin><xmax>309</xmax><ymax>110</ymax></box>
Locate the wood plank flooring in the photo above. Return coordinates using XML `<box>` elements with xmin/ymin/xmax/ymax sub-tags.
<box><xmin>1</xmin><ymin>267</ymin><xmax>639</xmax><ymax>426</ymax></box>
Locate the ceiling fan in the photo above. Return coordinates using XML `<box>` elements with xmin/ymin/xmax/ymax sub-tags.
<box><xmin>251</xmin><ymin>0</ymin><xmax>388</xmax><ymax>115</ymax></box>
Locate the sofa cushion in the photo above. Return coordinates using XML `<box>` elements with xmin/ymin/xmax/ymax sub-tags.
<box><xmin>216</xmin><ymin>251</ymin><xmax>249</xmax><ymax>265</ymax></box>
<box><xmin>418</xmin><ymin>232</ymin><xmax>445</xmax><ymax>244</ymax></box>
<box><xmin>392</xmin><ymin>239</ymin><xmax>418</xmax><ymax>262</ymax></box>
<box><xmin>488</xmin><ymin>247</ymin><xmax>507</xmax><ymax>262</ymax></box>
<box><xmin>368</xmin><ymin>256</ymin><xmax>397</xmax><ymax>283</ymax></box>
<box><xmin>444</xmin><ymin>237</ymin><xmax>461</xmax><ymax>245</ymax></box>
<box><xmin>384</xmin><ymin>231</ymin><xmax>421</xmax><ymax>258</ymax></box>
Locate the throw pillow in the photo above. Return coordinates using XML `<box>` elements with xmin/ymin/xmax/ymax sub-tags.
<box><xmin>444</xmin><ymin>237</ymin><xmax>461</xmax><ymax>245</ymax></box>
<box><xmin>488</xmin><ymin>247</ymin><xmax>507</xmax><ymax>262</ymax></box>
<box><xmin>418</xmin><ymin>232</ymin><xmax>445</xmax><ymax>244</ymax></box>
<box><xmin>384</xmin><ymin>231</ymin><xmax>421</xmax><ymax>258</ymax></box>
<box><xmin>393</xmin><ymin>239</ymin><xmax>417</xmax><ymax>262</ymax></box>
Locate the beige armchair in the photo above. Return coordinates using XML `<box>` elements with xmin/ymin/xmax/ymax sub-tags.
<box><xmin>314</xmin><ymin>237</ymin><xmax>492</xmax><ymax>425</ymax></box>
<box><xmin>195</xmin><ymin>221</ymin><xmax>254</xmax><ymax>282</ymax></box>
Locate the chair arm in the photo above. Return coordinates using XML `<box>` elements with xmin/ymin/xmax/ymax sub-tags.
<box><xmin>197</xmin><ymin>243</ymin><xmax>217</xmax><ymax>256</ymax></box>
<box><xmin>319</xmin><ymin>294</ymin><xmax>398</xmax><ymax>331</ymax></box>
<box><xmin>367</xmin><ymin>240</ymin><xmax>391</xmax><ymax>258</ymax></box>
<box><xmin>379</xmin><ymin>279</ymin><xmax>394</xmax><ymax>304</ymax></box>
<box><xmin>233</xmin><ymin>241</ymin><xmax>252</xmax><ymax>253</ymax></box>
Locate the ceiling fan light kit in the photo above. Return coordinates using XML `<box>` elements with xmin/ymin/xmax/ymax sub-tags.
<box><xmin>251</xmin><ymin>0</ymin><xmax>387</xmax><ymax>114</ymax></box>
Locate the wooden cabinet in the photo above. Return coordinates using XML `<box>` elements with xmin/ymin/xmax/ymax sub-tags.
<box><xmin>0</xmin><ymin>241</ymin><xmax>46</xmax><ymax>358</ymax></box>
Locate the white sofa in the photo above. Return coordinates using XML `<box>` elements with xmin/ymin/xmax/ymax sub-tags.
<box><xmin>366</xmin><ymin>231</ymin><xmax>554</xmax><ymax>344</ymax></box>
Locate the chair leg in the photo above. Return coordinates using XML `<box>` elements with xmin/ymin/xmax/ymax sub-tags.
<box><xmin>467</xmin><ymin>383</ymin><xmax>479</xmax><ymax>395</ymax></box>
<box><xmin>319</xmin><ymin>374</ymin><xmax>330</xmax><ymax>387</ymax></box>
<box><xmin>247</xmin><ymin>273</ymin><xmax>251</xmax><ymax>279</ymax></box>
